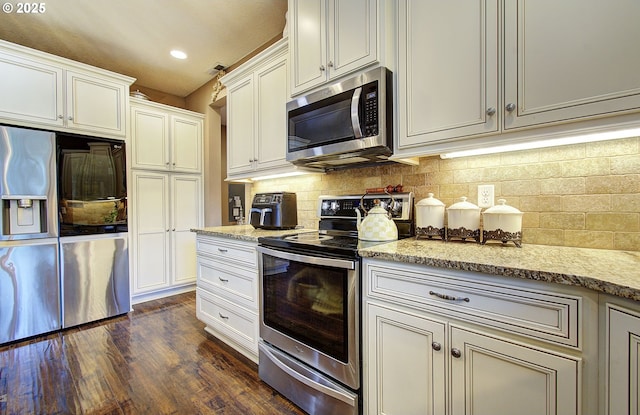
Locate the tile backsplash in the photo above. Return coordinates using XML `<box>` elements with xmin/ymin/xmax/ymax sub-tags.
<box><xmin>252</xmin><ymin>137</ymin><xmax>640</xmax><ymax>251</ymax></box>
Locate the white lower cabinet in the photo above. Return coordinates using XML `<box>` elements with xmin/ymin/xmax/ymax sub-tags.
<box><xmin>364</xmin><ymin>258</ymin><xmax>597</xmax><ymax>415</ymax></box>
<box><xmin>603</xmin><ymin>298</ymin><xmax>640</xmax><ymax>415</ymax></box>
<box><xmin>195</xmin><ymin>235</ymin><xmax>259</xmax><ymax>362</ymax></box>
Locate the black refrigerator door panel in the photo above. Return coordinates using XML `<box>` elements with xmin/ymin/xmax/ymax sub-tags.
<box><xmin>0</xmin><ymin>239</ymin><xmax>60</xmax><ymax>344</ymax></box>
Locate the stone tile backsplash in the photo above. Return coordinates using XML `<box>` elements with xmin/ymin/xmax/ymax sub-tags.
<box><xmin>252</xmin><ymin>137</ymin><xmax>640</xmax><ymax>251</ymax></box>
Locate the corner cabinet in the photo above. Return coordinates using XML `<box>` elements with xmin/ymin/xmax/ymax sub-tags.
<box><xmin>195</xmin><ymin>235</ymin><xmax>259</xmax><ymax>363</ymax></box>
<box><xmin>363</xmin><ymin>258</ymin><xmax>600</xmax><ymax>415</ymax></box>
<box><xmin>395</xmin><ymin>0</ymin><xmax>640</xmax><ymax>158</ymax></box>
<box><xmin>129</xmin><ymin>100</ymin><xmax>204</xmax><ymax>303</ymax></box>
<box><xmin>0</xmin><ymin>39</ymin><xmax>133</xmax><ymax>139</ymax></box>
<box><xmin>222</xmin><ymin>39</ymin><xmax>295</xmax><ymax>181</ymax></box>
<box><xmin>288</xmin><ymin>0</ymin><xmax>390</xmax><ymax>96</ymax></box>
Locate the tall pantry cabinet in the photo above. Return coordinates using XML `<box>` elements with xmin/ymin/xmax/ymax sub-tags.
<box><xmin>129</xmin><ymin>97</ymin><xmax>204</xmax><ymax>303</ymax></box>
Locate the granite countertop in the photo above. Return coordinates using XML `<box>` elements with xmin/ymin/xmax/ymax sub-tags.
<box><xmin>359</xmin><ymin>239</ymin><xmax>640</xmax><ymax>301</ymax></box>
<box><xmin>191</xmin><ymin>225</ymin><xmax>314</xmax><ymax>243</ymax></box>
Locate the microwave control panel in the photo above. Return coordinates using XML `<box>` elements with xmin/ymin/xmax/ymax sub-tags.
<box><xmin>362</xmin><ymin>82</ymin><xmax>378</xmax><ymax>137</ymax></box>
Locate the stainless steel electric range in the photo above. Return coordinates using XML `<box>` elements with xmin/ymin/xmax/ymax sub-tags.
<box><xmin>256</xmin><ymin>192</ymin><xmax>414</xmax><ymax>415</ymax></box>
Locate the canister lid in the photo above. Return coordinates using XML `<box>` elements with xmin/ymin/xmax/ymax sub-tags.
<box><xmin>483</xmin><ymin>199</ymin><xmax>522</xmax><ymax>215</ymax></box>
<box><xmin>416</xmin><ymin>193</ymin><xmax>445</xmax><ymax>207</ymax></box>
<box><xmin>447</xmin><ymin>196</ymin><xmax>480</xmax><ymax>211</ymax></box>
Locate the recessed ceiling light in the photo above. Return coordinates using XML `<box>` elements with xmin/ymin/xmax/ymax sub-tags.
<box><xmin>170</xmin><ymin>50</ymin><xmax>187</xmax><ymax>60</ymax></box>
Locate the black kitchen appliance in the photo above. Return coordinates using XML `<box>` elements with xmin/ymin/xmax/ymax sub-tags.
<box><xmin>249</xmin><ymin>192</ymin><xmax>297</xmax><ymax>230</ymax></box>
<box><xmin>256</xmin><ymin>192</ymin><xmax>413</xmax><ymax>415</ymax></box>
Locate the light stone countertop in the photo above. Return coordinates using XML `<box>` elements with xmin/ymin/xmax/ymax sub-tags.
<box><xmin>359</xmin><ymin>239</ymin><xmax>640</xmax><ymax>301</ymax></box>
<box><xmin>191</xmin><ymin>225</ymin><xmax>314</xmax><ymax>243</ymax></box>
<box><xmin>192</xmin><ymin>226</ymin><xmax>640</xmax><ymax>302</ymax></box>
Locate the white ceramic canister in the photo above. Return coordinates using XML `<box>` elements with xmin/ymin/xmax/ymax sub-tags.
<box><xmin>482</xmin><ymin>199</ymin><xmax>523</xmax><ymax>247</ymax></box>
<box><xmin>446</xmin><ymin>197</ymin><xmax>481</xmax><ymax>242</ymax></box>
<box><xmin>415</xmin><ymin>193</ymin><xmax>445</xmax><ymax>239</ymax></box>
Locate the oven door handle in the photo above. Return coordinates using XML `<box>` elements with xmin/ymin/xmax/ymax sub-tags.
<box><xmin>256</xmin><ymin>245</ymin><xmax>356</xmax><ymax>270</ymax></box>
<box><xmin>259</xmin><ymin>343</ymin><xmax>357</xmax><ymax>406</ymax></box>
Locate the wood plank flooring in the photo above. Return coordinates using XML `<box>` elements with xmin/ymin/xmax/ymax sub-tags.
<box><xmin>0</xmin><ymin>292</ymin><xmax>306</xmax><ymax>414</ymax></box>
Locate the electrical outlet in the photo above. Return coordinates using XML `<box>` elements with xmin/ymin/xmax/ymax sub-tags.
<box><xmin>478</xmin><ymin>184</ymin><xmax>495</xmax><ymax>208</ymax></box>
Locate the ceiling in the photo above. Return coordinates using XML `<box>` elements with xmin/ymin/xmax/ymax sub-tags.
<box><xmin>0</xmin><ymin>0</ymin><xmax>288</xmax><ymax>97</ymax></box>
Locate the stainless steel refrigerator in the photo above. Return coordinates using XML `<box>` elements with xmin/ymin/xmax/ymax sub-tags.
<box><xmin>56</xmin><ymin>133</ymin><xmax>130</xmax><ymax>329</ymax></box>
<box><xmin>0</xmin><ymin>126</ymin><xmax>60</xmax><ymax>344</ymax></box>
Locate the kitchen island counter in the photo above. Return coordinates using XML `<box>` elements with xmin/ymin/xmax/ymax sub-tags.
<box><xmin>191</xmin><ymin>225</ymin><xmax>313</xmax><ymax>243</ymax></box>
<box><xmin>359</xmin><ymin>239</ymin><xmax>640</xmax><ymax>301</ymax></box>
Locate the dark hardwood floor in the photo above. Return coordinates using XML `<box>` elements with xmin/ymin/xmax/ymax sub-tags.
<box><xmin>0</xmin><ymin>292</ymin><xmax>306</xmax><ymax>414</ymax></box>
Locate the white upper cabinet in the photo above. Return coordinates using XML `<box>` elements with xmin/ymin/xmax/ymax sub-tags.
<box><xmin>289</xmin><ymin>0</ymin><xmax>386</xmax><ymax>95</ymax></box>
<box><xmin>395</xmin><ymin>0</ymin><xmax>640</xmax><ymax>158</ymax></box>
<box><xmin>130</xmin><ymin>98</ymin><xmax>203</xmax><ymax>174</ymax></box>
<box><xmin>223</xmin><ymin>39</ymin><xmax>296</xmax><ymax>180</ymax></box>
<box><xmin>503</xmin><ymin>0</ymin><xmax>640</xmax><ymax>130</ymax></box>
<box><xmin>0</xmin><ymin>40</ymin><xmax>134</xmax><ymax>139</ymax></box>
<box><xmin>396</xmin><ymin>0</ymin><xmax>499</xmax><ymax>149</ymax></box>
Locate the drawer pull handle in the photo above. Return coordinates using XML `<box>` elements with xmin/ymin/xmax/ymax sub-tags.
<box><xmin>429</xmin><ymin>291</ymin><xmax>470</xmax><ymax>302</ymax></box>
<box><xmin>218</xmin><ymin>248</ymin><xmax>228</xmax><ymax>253</ymax></box>
<box><xmin>219</xmin><ymin>277</ymin><xmax>229</xmax><ymax>282</ymax></box>
<box><xmin>219</xmin><ymin>313</ymin><xmax>229</xmax><ymax>320</ymax></box>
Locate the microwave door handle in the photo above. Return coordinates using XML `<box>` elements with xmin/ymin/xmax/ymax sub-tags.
<box><xmin>350</xmin><ymin>86</ymin><xmax>363</xmax><ymax>139</ymax></box>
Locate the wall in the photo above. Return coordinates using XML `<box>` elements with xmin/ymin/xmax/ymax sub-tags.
<box><xmin>185</xmin><ymin>79</ymin><xmax>226</xmax><ymax>227</ymax></box>
<box><xmin>252</xmin><ymin>136</ymin><xmax>640</xmax><ymax>252</ymax></box>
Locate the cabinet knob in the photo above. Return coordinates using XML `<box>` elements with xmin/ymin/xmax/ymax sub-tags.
<box><xmin>166</xmin><ymin>162</ymin><xmax>170</xmax><ymax>166</ymax></box>
<box><xmin>68</xmin><ymin>116</ymin><xmax>74</xmax><ymax>121</ymax></box>
<box><xmin>327</xmin><ymin>61</ymin><xmax>334</xmax><ymax>68</ymax></box>
<box><xmin>486</xmin><ymin>107</ymin><xmax>496</xmax><ymax>116</ymax></box>
<box><xmin>58</xmin><ymin>115</ymin><xmax>63</xmax><ymax>119</ymax></box>
<box><xmin>172</xmin><ymin>228</ymin><xmax>175</xmax><ymax>231</ymax></box>
<box><xmin>451</xmin><ymin>348</ymin><xmax>462</xmax><ymax>358</ymax></box>
<box><xmin>166</xmin><ymin>229</ymin><xmax>169</xmax><ymax>232</ymax></box>
<box><xmin>505</xmin><ymin>103</ymin><xmax>516</xmax><ymax>112</ymax></box>
<box><xmin>319</xmin><ymin>64</ymin><xmax>326</xmax><ymax>72</ymax></box>
<box><xmin>432</xmin><ymin>342</ymin><xmax>442</xmax><ymax>351</ymax></box>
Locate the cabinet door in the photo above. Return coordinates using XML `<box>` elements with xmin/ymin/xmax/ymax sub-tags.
<box><xmin>365</xmin><ymin>302</ymin><xmax>446</xmax><ymax>415</ymax></box>
<box><xmin>226</xmin><ymin>74</ymin><xmax>256</xmax><ymax>176</ymax></box>
<box><xmin>504</xmin><ymin>0</ymin><xmax>640</xmax><ymax>130</ymax></box>
<box><xmin>328</xmin><ymin>0</ymin><xmax>377</xmax><ymax>79</ymax></box>
<box><xmin>66</xmin><ymin>71</ymin><xmax>127</xmax><ymax>137</ymax></box>
<box><xmin>171</xmin><ymin>175</ymin><xmax>202</xmax><ymax>285</ymax></box>
<box><xmin>130</xmin><ymin>105</ymin><xmax>170</xmax><ymax>170</ymax></box>
<box><xmin>131</xmin><ymin>171</ymin><xmax>170</xmax><ymax>294</ymax></box>
<box><xmin>289</xmin><ymin>0</ymin><xmax>327</xmax><ymax>94</ymax></box>
<box><xmin>606</xmin><ymin>305</ymin><xmax>640</xmax><ymax>415</ymax></box>
<box><xmin>450</xmin><ymin>326</ymin><xmax>579</xmax><ymax>415</ymax></box>
<box><xmin>255</xmin><ymin>54</ymin><xmax>289</xmax><ymax>171</ymax></box>
<box><xmin>171</xmin><ymin>115</ymin><xmax>202</xmax><ymax>173</ymax></box>
<box><xmin>0</xmin><ymin>51</ymin><xmax>64</xmax><ymax>127</ymax></box>
<box><xmin>396</xmin><ymin>0</ymin><xmax>498</xmax><ymax>152</ymax></box>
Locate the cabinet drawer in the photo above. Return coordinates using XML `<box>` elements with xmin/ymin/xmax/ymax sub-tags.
<box><xmin>197</xmin><ymin>255</ymin><xmax>258</xmax><ymax>311</ymax></box>
<box><xmin>196</xmin><ymin>236</ymin><xmax>257</xmax><ymax>268</ymax></box>
<box><xmin>366</xmin><ymin>261</ymin><xmax>581</xmax><ymax>347</ymax></box>
<box><xmin>196</xmin><ymin>288</ymin><xmax>258</xmax><ymax>354</ymax></box>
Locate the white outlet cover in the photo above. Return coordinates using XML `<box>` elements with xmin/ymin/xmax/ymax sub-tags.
<box><xmin>478</xmin><ymin>184</ymin><xmax>495</xmax><ymax>208</ymax></box>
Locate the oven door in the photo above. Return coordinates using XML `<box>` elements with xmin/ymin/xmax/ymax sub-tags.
<box><xmin>257</xmin><ymin>245</ymin><xmax>360</xmax><ymax>390</ymax></box>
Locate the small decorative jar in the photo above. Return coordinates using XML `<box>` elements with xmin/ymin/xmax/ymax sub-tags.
<box><xmin>481</xmin><ymin>199</ymin><xmax>523</xmax><ymax>247</ymax></box>
<box><xmin>446</xmin><ymin>197</ymin><xmax>481</xmax><ymax>242</ymax></box>
<box><xmin>415</xmin><ymin>193</ymin><xmax>446</xmax><ymax>240</ymax></box>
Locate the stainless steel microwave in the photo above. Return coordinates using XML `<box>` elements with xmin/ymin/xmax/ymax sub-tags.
<box><xmin>286</xmin><ymin>66</ymin><xmax>392</xmax><ymax>169</ymax></box>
